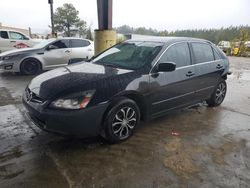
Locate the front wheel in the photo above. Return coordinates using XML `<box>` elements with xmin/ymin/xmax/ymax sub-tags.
<box><xmin>103</xmin><ymin>98</ymin><xmax>140</xmax><ymax>144</ymax></box>
<box><xmin>20</xmin><ymin>59</ymin><xmax>41</xmax><ymax>75</ymax></box>
<box><xmin>207</xmin><ymin>80</ymin><xmax>227</xmax><ymax>107</ymax></box>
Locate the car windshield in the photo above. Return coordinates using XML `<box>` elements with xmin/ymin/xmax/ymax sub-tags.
<box><xmin>92</xmin><ymin>41</ymin><xmax>163</xmax><ymax>70</ymax></box>
<box><xmin>33</xmin><ymin>39</ymin><xmax>56</xmax><ymax>49</ymax></box>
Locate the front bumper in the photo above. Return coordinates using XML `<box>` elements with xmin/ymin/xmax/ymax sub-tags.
<box><xmin>0</xmin><ymin>60</ymin><xmax>17</xmax><ymax>72</ymax></box>
<box><xmin>22</xmin><ymin>93</ymin><xmax>108</xmax><ymax>138</ymax></box>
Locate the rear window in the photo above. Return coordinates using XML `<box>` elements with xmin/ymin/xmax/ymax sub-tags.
<box><xmin>52</xmin><ymin>40</ymin><xmax>70</xmax><ymax>49</ymax></box>
<box><xmin>159</xmin><ymin>42</ymin><xmax>191</xmax><ymax>68</ymax></box>
<box><xmin>71</xmin><ymin>39</ymin><xmax>90</xmax><ymax>48</ymax></box>
<box><xmin>0</xmin><ymin>31</ymin><xmax>9</xmax><ymax>39</ymax></box>
<box><xmin>191</xmin><ymin>43</ymin><xmax>214</xmax><ymax>64</ymax></box>
<box><xmin>212</xmin><ymin>48</ymin><xmax>221</xmax><ymax>60</ymax></box>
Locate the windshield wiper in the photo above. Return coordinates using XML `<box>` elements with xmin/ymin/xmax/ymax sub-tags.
<box><xmin>104</xmin><ymin>63</ymin><xmax>119</xmax><ymax>68</ymax></box>
<box><xmin>105</xmin><ymin>63</ymin><xmax>134</xmax><ymax>70</ymax></box>
<box><xmin>87</xmin><ymin>56</ymin><xmax>96</xmax><ymax>62</ymax></box>
<box><xmin>94</xmin><ymin>61</ymin><xmax>132</xmax><ymax>70</ymax></box>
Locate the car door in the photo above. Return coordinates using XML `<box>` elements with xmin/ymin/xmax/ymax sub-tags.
<box><xmin>70</xmin><ymin>39</ymin><xmax>93</xmax><ymax>62</ymax></box>
<box><xmin>43</xmin><ymin>39</ymin><xmax>71</xmax><ymax>68</ymax></box>
<box><xmin>149</xmin><ymin>42</ymin><xmax>198</xmax><ymax>116</ymax></box>
<box><xmin>0</xmin><ymin>31</ymin><xmax>11</xmax><ymax>52</ymax></box>
<box><xmin>8</xmin><ymin>31</ymin><xmax>31</xmax><ymax>49</ymax></box>
<box><xmin>190</xmin><ymin>42</ymin><xmax>223</xmax><ymax>100</ymax></box>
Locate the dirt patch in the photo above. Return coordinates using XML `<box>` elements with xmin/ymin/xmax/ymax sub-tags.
<box><xmin>164</xmin><ymin>137</ymin><xmax>182</xmax><ymax>152</ymax></box>
<box><xmin>164</xmin><ymin>137</ymin><xmax>199</xmax><ymax>179</ymax></box>
<box><xmin>163</xmin><ymin>138</ymin><xmax>247</xmax><ymax>179</ymax></box>
<box><xmin>164</xmin><ymin>153</ymin><xmax>199</xmax><ymax>179</ymax></box>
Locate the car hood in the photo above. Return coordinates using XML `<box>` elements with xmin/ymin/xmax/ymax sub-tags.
<box><xmin>0</xmin><ymin>47</ymin><xmax>40</xmax><ymax>56</ymax></box>
<box><xmin>28</xmin><ymin>62</ymin><xmax>134</xmax><ymax>99</ymax></box>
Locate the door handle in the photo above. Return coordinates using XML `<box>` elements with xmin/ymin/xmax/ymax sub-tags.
<box><xmin>10</xmin><ymin>41</ymin><xmax>16</xmax><ymax>43</ymax></box>
<box><xmin>186</xmin><ymin>71</ymin><xmax>195</xmax><ymax>77</ymax></box>
<box><xmin>65</xmin><ymin>50</ymin><xmax>70</xmax><ymax>53</ymax></box>
<box><xmin>216</xmin><ymin>64</ymin><xmax>223</xmax><ymax>69</ymax></box>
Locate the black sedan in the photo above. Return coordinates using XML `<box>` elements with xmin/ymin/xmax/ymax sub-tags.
<box><xmin>23</xmin><ymin>37</ymin><xmax>229</xmax><ymax>143</ymax></box>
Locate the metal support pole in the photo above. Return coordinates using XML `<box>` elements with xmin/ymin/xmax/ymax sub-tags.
<box><xmin>97</xmin><ymin>0</ymin><xmax>112</xmax><ymax>30</ymax></box>
<box><xmin>49</xmin><ymin>0</ymin><xmax>55</xmax><ymax>37</ymax></box>
<box><xmin>95</xmin><ymin>0</ymin><xmax>116</xmax><ymax>55</ymax></box>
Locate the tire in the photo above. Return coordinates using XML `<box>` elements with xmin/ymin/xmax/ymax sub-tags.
<box><xmin>103</xmin><ymin>98</ymin><xmax>140</xmax><ymax>144</ymax></box>
<box><xmin>20</xmin><ymin>58</ymin><xmax>41</xmax><ymax>75</ymax></box>
<box><xmin>207</xmin><ymin>80</ymin><xmax>227</xmax><ymax>107</ymax></box>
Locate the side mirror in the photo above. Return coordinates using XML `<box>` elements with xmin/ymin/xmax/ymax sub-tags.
<box><xmin>23</xmin><ymin>37</ymin><xmax>29</xmax><ymax>40</ymax></box>
<box><xmin>157</xmin><ymin>62</ymin><xmax>176</xmax><ymax>72</ymax></box>
<box><xmin>47</xmin><ymin>45</ymin><xmax>58</xmax><ymax>50</ymax></box>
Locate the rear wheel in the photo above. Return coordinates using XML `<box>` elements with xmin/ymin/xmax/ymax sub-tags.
<box><xmin>103</xmin><ymin>98</ymin><xmax>140</xmax><ymax>144</ymax></box>
<box><xmin>207</xmin><ymin>80</ymin><xmax>227</xmax><ymax>107</ymax></box>
<box><xmin>20</xmin><ymin>59</ymin><xmax>41</xmax><ymax>75</ymax></box>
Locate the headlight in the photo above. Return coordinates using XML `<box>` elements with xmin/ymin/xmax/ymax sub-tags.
<box><xmin>50</xmin><ymin>90</ymin><xmax>95</xmax><ymax>110</ymax></box>
<box><xmin>2</xmin><ymin>54</ymin><xmax>19</xmax><ymax>61</ymax></box>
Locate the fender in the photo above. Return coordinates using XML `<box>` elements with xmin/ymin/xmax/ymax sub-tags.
<box><xmin>107</xmin><ymin>90</ymin><xmax>149</xmax><ymax>121</ymax></box>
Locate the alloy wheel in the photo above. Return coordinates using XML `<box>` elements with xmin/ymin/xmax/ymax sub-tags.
<box><xmin>215</xmin><ymin>82</ymin><xmax>226</xmax><ymax>104</ymax></box>
<box><xmin>112</xmin><ymin>107</ymin><xmax>137</xmax><ymax>139</ymax></box>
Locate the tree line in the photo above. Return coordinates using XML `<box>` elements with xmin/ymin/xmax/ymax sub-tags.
<box><xmin>51</xmin><ymin>3</ymin><xmax>249</xmax><ymax>45</ymax></box>
<box><xmin>116</xmin><ymin>25</ymin><xmax>250</xmax><ymax>44</ymax></box>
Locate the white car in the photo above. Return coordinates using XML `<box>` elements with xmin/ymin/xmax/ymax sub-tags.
<box><xmin>0</xmin><ymin>38</ymin><xmax>94</xmax><ymax>74</ymax></box>
<box><xmin>217</xmin><ymin>41</ymin><xmax>231</xmax><ymax>54</ymax></box>
<box><xmin>0</xmin><ymin>29</ymin><xmax>40</xmax><ymax>53</ymax></box>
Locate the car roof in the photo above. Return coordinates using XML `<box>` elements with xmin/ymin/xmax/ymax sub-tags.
<box><xmin>0</xmin><ymin>29</ymin><xmax>28</xmax><ymax>34</ymax></box>
<box><xmin>58</xmin><ymin>37</ymin><xmax>92</xmax><ymax>41</ymax></box>
<box><xmin>127</xmin><ymin>36</ymin><xmax>211</xmax><ymax>45</ymax></box>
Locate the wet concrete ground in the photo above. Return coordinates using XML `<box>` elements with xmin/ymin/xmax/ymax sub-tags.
<box><xmin>0</xmin><ymin>57</ymin><xmax>250</xmax><ymax>188</ymax></box>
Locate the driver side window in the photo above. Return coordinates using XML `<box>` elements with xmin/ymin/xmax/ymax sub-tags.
<box><xmin>159</xmin><ymin>42</ymin><xmax>191</xmax><ymax>68</ymax></box>
<box><xmin>9</xmin><ymin>31</ymin><xmax>26</xmax><ymax>40</ymax></box>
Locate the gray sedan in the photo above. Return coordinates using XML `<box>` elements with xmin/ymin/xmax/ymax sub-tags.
<box><xmin>0</xmin><ymin>37</ymin><xmax>94</xmax><ymax>74</ymax></box>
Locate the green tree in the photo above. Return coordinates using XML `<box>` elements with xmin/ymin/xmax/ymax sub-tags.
<box><xmin>53</xmin><ymin>3</ymin><xmax>87</xmax><ymax>37</ymax></box>
<box><xmin>238</xmin><ymin>29</ymin><xmax>249</xmax><ymax>56</ymax></box>
<box><xmin>116</xmin><ymin>24</ymin><xmax>250</xmax><ymax>44</ymax></box>
<box><xmin>116</xmin><ymin>25</ymin><xmax>134</xmax><ymax>34</ymax></box>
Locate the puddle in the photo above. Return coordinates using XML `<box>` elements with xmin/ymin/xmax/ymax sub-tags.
<box><xmin>241</xmin><ymin>72</ymin><xmax>250</xmax><ymax>81</ymax></box>
<box><xmin>0</xmin><ymin>87</ymin><xmax>16</xmax><ymax>106</ymax></box>
<box><xmin>207</xmin><ymin>140</ymin><xmax>246</xmax><ymax>165</ymax></box>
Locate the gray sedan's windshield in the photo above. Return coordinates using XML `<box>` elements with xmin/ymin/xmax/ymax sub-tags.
<box><xmin>93</xmin><ymin>42</ymin><xmax>163</xmax><ymax>70</ymax></box>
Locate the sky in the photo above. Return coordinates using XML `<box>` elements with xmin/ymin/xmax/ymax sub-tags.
<box><xmin>0</xmin><ymin>0</ymin><xmax>249</xmax><ymax>34</ymax></box>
